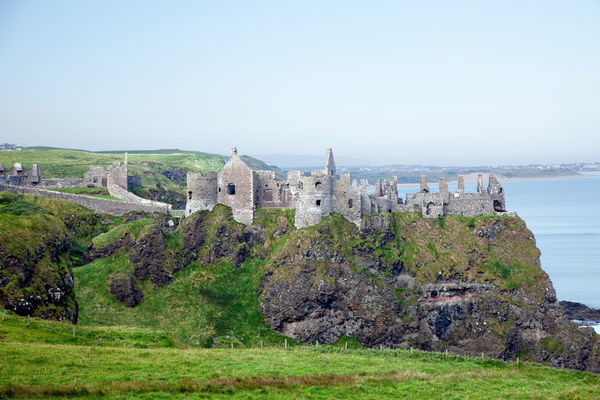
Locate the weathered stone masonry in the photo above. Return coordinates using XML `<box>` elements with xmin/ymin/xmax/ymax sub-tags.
<box><xmin>185</xmin><ymin>147</ymin><xmax>508</xmax><ymax>228</ymax></box>
<box><xmin>0</xmin><ymin>184</ymin><xmax>169</xmax><ymax>216</ymax></box>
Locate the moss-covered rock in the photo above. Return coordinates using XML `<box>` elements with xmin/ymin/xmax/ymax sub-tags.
<box><xmin>0</xmin><ymin>193</ymin><xmax>110</xmax><ymax>322</ymax></box>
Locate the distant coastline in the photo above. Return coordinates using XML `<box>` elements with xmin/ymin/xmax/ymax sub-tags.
<box><xmin>395</xmin><ymin>172</ymin><xmax>599</xmax><ymax>189</ymax></box>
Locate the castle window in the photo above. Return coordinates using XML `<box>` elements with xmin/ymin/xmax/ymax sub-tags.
<box><xmin>315</xmin><ymin>181</ymin><xmax>322</xmax><ymax>189</ymax></box>
<box><xmin>426</xmin><ymin>202</ymin><xmax>435</xmax><ymax>215</ymax></box>
<box><xmin>493</xmin><ymin>200</ymin><xmax>503</xmax><ymax>212</ymax></box>
<box><xmin>227</xmin><ymin>184</ymin><xmax>236</xmax><ymax>195</ymax></box>
<box><xmin>218</xmin><ymin>187</ymin><xmax>221</xmax><ymax>192</ymax></box>
<box><xmin>264</xmin><ymin>189</ymin><xmax>273</xmax><ymax>201</ymax></box>
<box><xmin>316</xmin><ymin>200</ymin><xmax>321</xmax><ymax>206</ymax></box>
<box><xmin>348</xmin><ymin>199</ymin><xmax>353</xmax><ymax>208</ymax></box>
<box><xmin>93</xmin><ymin>177</ymin><xmax>98</xmax><ymax>183</ymax></box>
<box><xmin>188</xmin><ymin>191</ymin><xmax>192</xmax><ymax>200</ymax></box>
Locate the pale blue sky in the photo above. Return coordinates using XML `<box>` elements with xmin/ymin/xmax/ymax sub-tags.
<box><xmin>1</xmin><ymin>1</ymin><xmax>599</xmax><ymax>165</ymax></box>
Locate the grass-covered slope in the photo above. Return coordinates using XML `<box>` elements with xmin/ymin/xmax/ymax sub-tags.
<box><xmin>75</xmin><ymin>206</ymin><xmax>285</xmax><ymax>348</ymax></box>
<box><xmin>0</xmin><ymin>315</ymin><xmax>599</xmax><ymax>400</ymax></box>
<box><xmin>0</xmin><ymin>148</ymin><xmax>223</xmax><ymax>179</ymax></box>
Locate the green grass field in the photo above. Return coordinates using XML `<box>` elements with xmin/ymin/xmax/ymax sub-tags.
<box><xmin>0</xmin><ymin>312</ymin><xmax>599</xmax><ymax>399</ymax></box>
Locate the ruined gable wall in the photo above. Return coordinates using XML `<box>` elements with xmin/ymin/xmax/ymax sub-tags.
<box><xmin>185</xmin><ymin>172</ymin><xmax>217</xmax><ymax>216</ymax></box>
<box><xmin>217</xmin><ymin>156</ymin><xmax>255</xmax><ymax>224</ymax></box>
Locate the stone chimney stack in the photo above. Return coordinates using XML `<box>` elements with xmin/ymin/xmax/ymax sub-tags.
<box><xmin>456</xmin><ymin>175</ymin><xmax>465</xmax><ymax>194</ymax></box>
<box><xmin>325</xmin><ymin>148</ymin><xmax>336</xmax><ymax>177</ymax></box>
<box><xmin>477</xmin><ymin>174</ymin><xmax>484</xmax><ymax>194</ymax></box>
<box><xmin>420</xmin><ymin>175</ymin><xmax>430</xmax><ymax>193</ymax></box>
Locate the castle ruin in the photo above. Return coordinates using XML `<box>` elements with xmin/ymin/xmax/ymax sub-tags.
<box><xmin>186</xmin><ymin>147</ymin><xmax>507</xmax><ymax>228</ymax></box>
<box><xmin>0</xmin><ymin>162</ymin><xmax>41</xmax><ymax>186</ymax></box>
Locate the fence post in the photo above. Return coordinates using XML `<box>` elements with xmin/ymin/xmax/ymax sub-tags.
<box><xmin>284</xmin><ymin>339</ymin><xmax>287</xmax><ymax>349</ymax></box>
<box><xmin>73</xmin><ymin>327</ymin><xmax>76</xmax><ymax>338</ymax></box>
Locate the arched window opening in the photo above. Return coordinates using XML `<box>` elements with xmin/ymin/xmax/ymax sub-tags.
<box><xmin>315</xmin><ymin>181</ymin><xmax>322</xmax><ymax>189</ymax></box>
<box><xmin>493</xmin><ymin>200</ymin><xmax>503</xmax><ymax>212</ymax></box>
<box><xmin>227</xmin><ymin>184</ymin><xmax>236</xmax><ymax>195</ymax></box>
<box><xmin>348</xmin><ymin>199</ymin><xmax>353</xmax><ymax>208</ymax></box>
<box><xmin>188</xmin><ymin>191</ymin><xmax>193</xmax><ymax>200</ymax></box>
<box><xmin>316</xmin><ymin>200</ymin><xmax>321</xmax><ymax>206</ymax></box>
<box><xmin>426</xmin><ymin>202</ymin><xmax>435</xmax><ymax>215</ymax></box>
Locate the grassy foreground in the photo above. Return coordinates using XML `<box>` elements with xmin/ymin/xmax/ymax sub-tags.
<box><xmin>1</xmin><ymin>313</ymin><xmax>599</xmax><ymax>399</ymax></box>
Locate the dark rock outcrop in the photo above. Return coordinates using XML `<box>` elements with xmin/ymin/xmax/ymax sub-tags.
<box><xmin>560</xmin><ymin>301</ymin><xmax>600</xmax><ymax>323</ymax></box>
<box><xmin>109</xmin><ymin>275</ymin><xmax>143</xmax><ymax>307</ymax></box>
<box><xmin>83</xmin><ymin>234</ymin><xmax>134</xmax><ymax>264</ymax></box>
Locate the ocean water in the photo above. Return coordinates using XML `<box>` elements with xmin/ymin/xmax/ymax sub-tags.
<box><xmin>399</xmin><ymin>174</ymin><xmax>600</xmax><ymax>309</ymax></box>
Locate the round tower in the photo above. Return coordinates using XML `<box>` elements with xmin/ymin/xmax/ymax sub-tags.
<box><xmin>186</xmin><ymin>172</ymin><xmax>217</xmax><ymax>216</ymax></box>
<box><xmin>294</xmin><ymin>174</ymin><xmax>333</xmax><ymax>228</ymax></box>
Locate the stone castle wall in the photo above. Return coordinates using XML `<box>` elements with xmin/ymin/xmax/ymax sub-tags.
<box><xmin>0</xmin><ymin>185</ymin><xmax>170</xmax><ymax>216</ymax></box>
<box><xmin>332</xmin><ymin>173</ymin><xmax>361</xmax><ymax>226</ymax></box>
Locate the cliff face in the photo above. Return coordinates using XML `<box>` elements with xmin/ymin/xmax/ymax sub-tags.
<box><xmin>257</xmin><ymin>212</ymin><xmax>600</xmax><ymax>372</ymax></box>
<box><xmin>0</xmin><ymin>193</ymin><xmax>106</xmax><ymax>323</ymax></box>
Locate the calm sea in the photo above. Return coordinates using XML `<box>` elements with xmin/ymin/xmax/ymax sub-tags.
<box><xmin>399</xmin><ymin>174</ymin><xmax>600</xmax><ymax>309</ymax></box>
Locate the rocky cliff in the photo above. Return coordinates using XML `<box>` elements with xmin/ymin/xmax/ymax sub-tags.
<box><xmin>255</xmin><ymin>211</ymin><xmax>600</xmax><ymax>372</ymax></box>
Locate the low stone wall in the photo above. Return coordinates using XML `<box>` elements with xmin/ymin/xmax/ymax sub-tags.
<box><xmin>37</xmin><ymin>178</ymin><xmax>86</xmax><ymax>188</ymax></box>
<box><xmin>0</xmin><ymin>184</ymin><xmax>170</xmax><ymax>216</ymax></box>
<box><xmin>107</xmin><ymin>183</ymin><xmax>170</xmax><ymax>209</ymax></box>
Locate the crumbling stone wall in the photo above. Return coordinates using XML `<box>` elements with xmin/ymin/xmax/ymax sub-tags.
<box><xmin>332</xmin><ymin>173</ymin><xmax>361</xmax><ymax>226</ymax></box>
<box><xmin>369</xmin><ymin>176</ymin><xmax>402</xmax><ymax>214</ymax></box>
<box><xmin>0</xmin><ymin>185</ymin><xmax>170</xmax><ymax>216</ymax></box>
<box><xmin>402</xmin><ymin>175</ymin><xmax>506</xmax><ymax>218</ymax></box>
<box><xmin>185</xmin><ymin>172</ymin><xmax>217</xmax><ymax>216</ymax></box>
